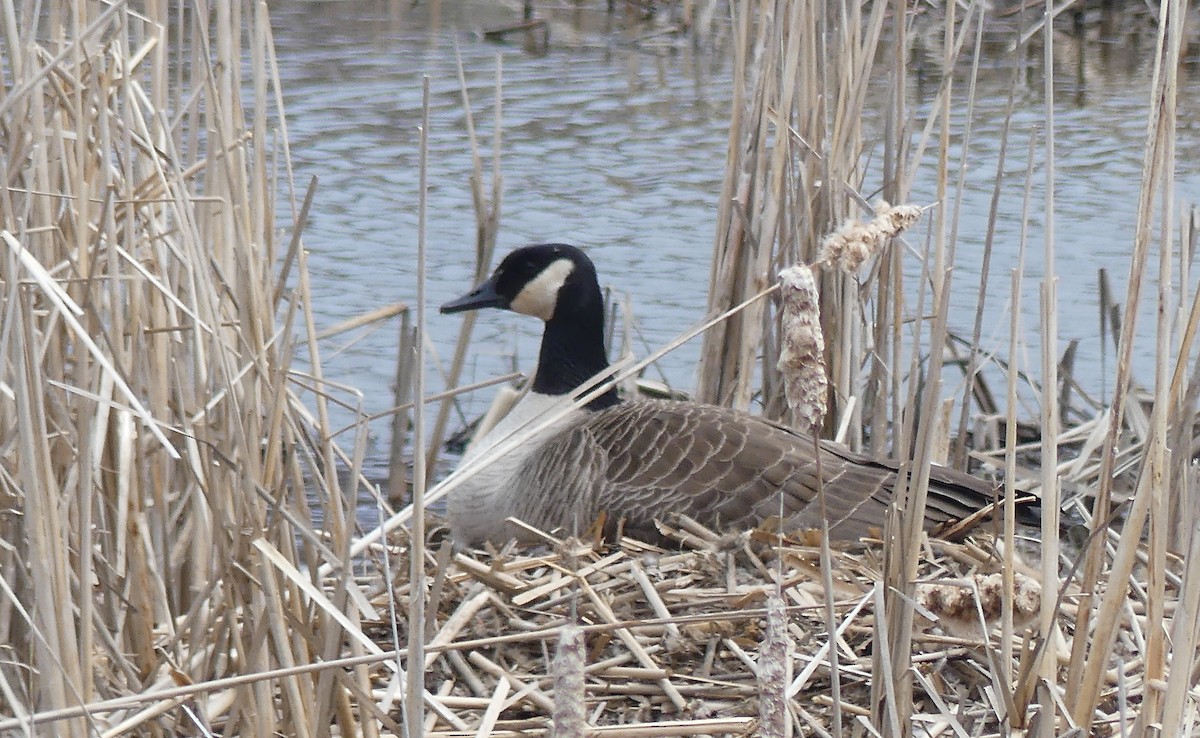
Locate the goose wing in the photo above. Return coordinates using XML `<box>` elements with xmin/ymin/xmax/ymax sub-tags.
<box><xmin>533</xmin><ymin>399</ymin><xmax>997</xmax><ymax>541</ymax></box>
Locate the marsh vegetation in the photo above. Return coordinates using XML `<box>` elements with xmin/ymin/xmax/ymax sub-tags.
<box><xmin>2</xmin><ymin>0</ymin><xmax>1199</xmax><ymax>736</ymax></box>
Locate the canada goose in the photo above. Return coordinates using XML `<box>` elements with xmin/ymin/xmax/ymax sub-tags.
<box><xmin>441</xmin><ymin>243</ymin><xmax>1012</xmax><ymax>546</ymax></box>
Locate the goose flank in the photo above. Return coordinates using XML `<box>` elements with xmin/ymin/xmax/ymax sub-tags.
<box><xmin>441</xmin><ymin>243</ymin><xmax>1016</xmax><ymax>546</ymax></box>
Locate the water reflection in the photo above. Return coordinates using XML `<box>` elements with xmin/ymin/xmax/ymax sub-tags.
<box><xmin>269</xmin><ymin>1</ymin><xmax>1200</xmax><ymax>477</ymax></box>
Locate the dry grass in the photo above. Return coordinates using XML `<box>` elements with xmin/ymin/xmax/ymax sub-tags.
<box><xmin>0</xmin><ymin>3</ymin><xmax>390</xmax><ymax>736</ymax></box>
<box><xmin>3</xmin><ymin>0</ymin><xmax>1200</xmax><ymax>736</ymax></box>
<box><xmin>652</xmin><ymin>0</ymin><xmax>1200</xmax><ymax>732</ymax></box>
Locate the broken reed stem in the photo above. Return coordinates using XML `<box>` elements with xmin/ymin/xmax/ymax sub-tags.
<box><xmin>389</xmin><ymin>309</ymin><xmax>416</xmax><ymax>503</ymax></box>
<box><xmin>1138</xmin><ymin>158</ymin><xmax>1174</xmax><ymax>734</ymax></box>
<box><xmin>952</xmin><ymin>30</ymin><xmax>1011</xmax><ymax>470</ymax></box>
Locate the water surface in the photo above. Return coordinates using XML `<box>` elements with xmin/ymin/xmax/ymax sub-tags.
<box><xmin>269</xmin><ymin>1</ymin><xmax>1200</xmax><ymax>476</ymax></box>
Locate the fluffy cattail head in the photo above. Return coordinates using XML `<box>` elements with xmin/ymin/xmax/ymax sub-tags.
<box><xmin>757</xmin><ymin>589</ymin><xmax>793</xmax><ymax>738</ymax></box>
<box><xmin>777</xmin><ymin>265</ymin><xmax>827</xmax><ymax>434</ymax></box>
<box><xmin>917</xmin><ymin>573</ymin><xmax>1042</xmax><ymax>639</ymax></box>
<box><xmin>551</xmin><ymin>625</ymin><xmax>587</xmax><ymax>738</ymax></box>
<box><xmin>817</xmin><ymin>200</ymin><xmax>924</xmax><ymax>272</ymax></box>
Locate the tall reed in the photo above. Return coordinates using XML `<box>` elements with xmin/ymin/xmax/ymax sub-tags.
<box><xmin>0</xmin><ymin>3</ymin><xmax>382</xmax><ymax>735</ymax></box>
<box><xmin>5</xmin><ymin>1</ymin><xmax>1200</xmax><ymax>736</ymax></box>
<box><xmin>698</xmin><ymin>0</ymin><xmax>1200</xmax><ymax>734</ymax></box>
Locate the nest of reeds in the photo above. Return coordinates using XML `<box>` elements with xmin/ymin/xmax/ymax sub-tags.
<box><xmin>362</xmin><ymin>516</ymin><xmax>1068</xmax><ymax>737</ymax></box>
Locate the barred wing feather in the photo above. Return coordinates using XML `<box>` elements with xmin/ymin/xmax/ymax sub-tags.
<box><xmin>511</xmin><ymin>399</ymin><xmax>998</xmax><ymax>541</ymax></box>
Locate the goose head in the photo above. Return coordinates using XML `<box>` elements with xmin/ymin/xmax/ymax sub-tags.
<box><xmin>442</xmin><ymin>243</ymin><xmax>619</xmax><ymax>409</ymax></box>
<box><xmin>441</xmin><ymin>243</ymin><xmax>597</xmax><ymax>320</ymax></box>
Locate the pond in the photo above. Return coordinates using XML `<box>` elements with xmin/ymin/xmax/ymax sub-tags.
<box><xmin>268</xmin><ymin>0</ymin><xmax>1200</xmax><ymax>480</ymax></box>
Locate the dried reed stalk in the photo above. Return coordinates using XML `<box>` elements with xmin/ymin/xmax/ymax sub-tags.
<box><xmin>407</xmin><ymin>75</ymin><xmax>433</xmax><ymax>738</ymax></box>
<box><xmin>875</xmin><ymin>3</ymin><xmax>985</xmax><ymax>729</ymax></box>
<box><xmin>8</xmin><ymin>2</ymin><xmax>1200</xmax><ymax>737</ymax></box>
<box><xmin>1036</xmin><ymin>5</ymin><xmax>1065</xmax><ymax>725</ymax></box>
<box><xmin>1002</xmin><ymin>134</ymin><xmax>1035</xmax><ymax>724</ymax></box>
<box><xmin>423</xmin><ymin>50</ymin><xmax>505</xmax><ymax>482</ymax></box>
<box><xmin>1066</xmin><ymin>0</ymin><xmax>1190</xmax><ymax>730</ymax></box>
<box><xmin>697</xmin><ymin>0</ymin><xmax>887</xmax><ymax>421</ymax></box>
<box><xmin>692</xmin><ymin>0</ymin><xmax>1200</xmax><ymax>733</ymax></box>
<box><xmin>0</xmin><ymin>3</ymin><xmax>378</xmax><ymax>735</ymax></box>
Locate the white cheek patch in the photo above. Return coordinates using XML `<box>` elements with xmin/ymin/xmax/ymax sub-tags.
<box><xmin>510</xmin><ymin>258</ymin><xmax>575</xmax><ymax>320</ymax></box>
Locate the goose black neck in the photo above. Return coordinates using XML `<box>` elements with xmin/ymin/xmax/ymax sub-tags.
<box><xmin>532</xmin><ymin>281</ymin><xmax>620</xmax><ymax>411</ymax></box>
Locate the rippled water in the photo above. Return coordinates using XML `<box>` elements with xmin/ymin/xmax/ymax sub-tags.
<box><xmin>269</xmin><ymin>1</ymin><xmax>1200</xmax><ymax>475</ymax></box>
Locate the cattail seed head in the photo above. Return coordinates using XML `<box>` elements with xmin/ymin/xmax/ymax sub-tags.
<box><xmin>777</xmin><ymin>265</ymin><xmax>827</xmax><ymax>434</ymax></box>
<box><xmin>817</xmin><ymin>200</ymin><xmax>924</xmax><ymax>272</ymax></box>
<box><xmin>550</xmin><ymin>625</ymin><xmax>587</xmax><ymax>738</ymax></box>
<box><xmin>758</xmin><ymin>589</ymin><xmax>793</xmax><ymax>738</ymax></box>
<box><xmin>917</xmin><ymin>573</ymin><xmax>1042</xmax><ymax>639</ymax></box>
